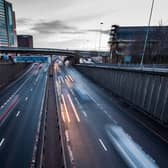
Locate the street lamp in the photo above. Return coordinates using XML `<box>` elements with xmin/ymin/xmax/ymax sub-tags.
<box><xmin>140</xmin><ymin>0</ymin><xmax>155</xmax><ymax>67</ymax></box>
<box><xmin>98</xmin><ymin>22</ymin><xmax>104</xmax><ymax>56</ymax></box>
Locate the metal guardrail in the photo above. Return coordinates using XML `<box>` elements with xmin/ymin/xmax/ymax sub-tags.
<box><xmin>78</xmin><ymin>63</ymin><xmax>168</xmax><ymax>73</ymax></box>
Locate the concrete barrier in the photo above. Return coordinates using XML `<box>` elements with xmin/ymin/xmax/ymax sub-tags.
<box><xmin>0</xmin><ymin>63</ymin><xmax>29</xmax><ymax>90</ymax></box>
<box><xmin>76</xmin><ymin>64</ymin><xmax>168</xmax><ymax>124</ymax></box>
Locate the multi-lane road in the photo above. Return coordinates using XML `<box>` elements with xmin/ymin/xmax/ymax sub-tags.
<box><xmin>0</xmin><ymin>63</ymin><xmax>48</xmax><ymax>168</ymax></box>
<box><xmin>55</xmin><ymin>62</ymin><xmax>168</xmax><ymax>168</ymax></box>
<box><xmin>0</xmin><ymin>60</ymin><xmax>168</xmax><ymax>168</ymax></box>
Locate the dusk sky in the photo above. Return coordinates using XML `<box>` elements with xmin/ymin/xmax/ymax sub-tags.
<box><xmin>9</xmin><ymin>0</ymin><xmax>168</xmax><ymax>50</ymax></box>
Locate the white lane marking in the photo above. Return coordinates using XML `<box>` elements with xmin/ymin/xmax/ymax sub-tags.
<box><xmin>1</xmin><ymin>105</ymin><xmax>4</xmax><ymax>109</ymax></box>
<box><xmin>61</xmin><ymin>104</ymin><xmax>66</xmax><ymax>123</ymax></box>
<box><xmin>16</xmin><ymin>111</ymin><xmax>21</xmax><ymax>117</ymax></box>
<box><xmin>103</xmin><ymin>110</ymin><xmax>118</xmax><ymax>124</ymax></box>
<box><xmin>82</xmin><ymin>111</ymin><xmax>87</xmax><ymax>117</ymax></box>
<box><xmin>0</xmin><ymin>138</ymin><xmax>5</xmax><ymax>147</ymax></box>
<box><xmin>73</xmin><ymin>95</ymin><xmax>88</xmax><ymax>118</ymax></box>
<box><xmin>67</xmin><ymin>94</ymin><xmax>80</xmax><ymax>122</ymax></box>
<box><xmin>25</xmin><ymin>97</ymin><xmax>28</xmax><ymax>101</ymax></box>
<box><xmin>88</xmin><ymin>95</ymin><xmax>118</xmax><ymax>124</ymax></box>
<box><xmin>74</xmin><ymin>97</ymin><xmax>80</xmax><ymax>105</ymax></box>
<box><xmin>99</xmin><ymin>138</ymin><xmax>108</xmax><ymax>151</ymax></box>
<box><xmin>4</xmin><ymin>102</ymin><xmax>7</xmax><ymax>106</ymax></box>
<box><xmin>67</xmin><ymin>145</ymin><xmax>74</xmax><ymax>163</ymax></box>
<box><xmin>65</xmin><ymin>130</ymin><xmax>70</xmax><ymax>142</ymax></box>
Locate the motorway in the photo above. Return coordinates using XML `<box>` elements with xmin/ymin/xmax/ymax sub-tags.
<box><xmin>54</xmin><ymin>63</ymin><xmax>168</xmax><ymax>168</ymax></box>
<box><xmin>0</xmin><ymin>63</ymin><xmax>48</xmax><ymax>168</ymax></box>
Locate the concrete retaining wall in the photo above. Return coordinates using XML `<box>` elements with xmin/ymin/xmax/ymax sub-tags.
<box><xmin>76</xmin><ymin>65</ymin><xmax>168</xmax><ymax>124</ymax></box>
<box><xmin>0</xmin><ymin>63</ymin><xmax>29</xmax><ymax>90</ymax></box>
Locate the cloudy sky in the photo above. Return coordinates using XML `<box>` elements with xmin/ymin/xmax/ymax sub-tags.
<box><xmin>9</xmin><ymin>0</ymin><xmax>168</xmax><ymax>50</ymax></box>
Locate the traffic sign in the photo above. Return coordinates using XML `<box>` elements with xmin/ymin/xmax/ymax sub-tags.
<box><xmin>13</xmin><ymin>56</ymin><xmax>51</xmax><ymax>63</ymax></box>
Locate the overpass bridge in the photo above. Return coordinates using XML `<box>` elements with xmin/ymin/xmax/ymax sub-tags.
<box><xmin>0</xmin><ymin>47</ymin><xmax>109</xmax><ymax>57</ymax></box>
<box><xmin>0</xmin><ymin>47</ymin><xmax>109</xmax><ymax>64</ymax></box>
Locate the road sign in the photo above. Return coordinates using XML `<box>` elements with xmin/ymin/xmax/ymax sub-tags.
<box><xmin>13</xmin><ymin>56</ymin><xmax>51</xmax><ymax>63</ymax></box>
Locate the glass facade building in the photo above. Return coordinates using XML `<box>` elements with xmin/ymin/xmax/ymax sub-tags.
<box><xmin>109</xmin><ymin>25</ymin><xmax>168</xmax><ymax>64</ymax></box>
<box><xmin>5</xmin><ymin>1</ymin><xmax>17</xmax><ymax>46</ymax></box>
<box><xmin>0</xmin><ymin>0</ymin><xmax>8</xmax><ymax>46</ymax></box>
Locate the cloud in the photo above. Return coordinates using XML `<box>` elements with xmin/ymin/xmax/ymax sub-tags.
<box><xmin>17</xmin><ymin>18</ymin><xmax>34</xmax><ymax>25</ymax></box>
<box><xmin>16</xmin><ymin>17</ymin><xmax>110</xmax><ymax>36</ymax></box>
<box><xmin>87</xmin><ymin>29</ymin><xmax>110</xmax><ymax>35</ymax></box>
<box><xmin>60</xmin><ymin>30</ymin><xmax>86</xmax><ymax>34</ymax></box>
<box><xmin>31</xmin><ymin>20</ymin><xmax>77</xmax><ymax>34</ymax></box>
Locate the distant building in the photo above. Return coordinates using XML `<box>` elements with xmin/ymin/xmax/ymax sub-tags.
<box><xmin>5</xmin><ymin>1</ymin><xmax>17</xmax><ymax>47</ymax></box>
<box><xmin>108</xmin><ymin>25</ymin><xmax>168</xmax><ymax>64</ymax></box>
<box><xmin>0</xmin><ymin>0</ymin><xmax>8</xmax><ymax>46</ymax></box>
<box><xmin>17</xmin><ymin>35</ymin><xmax>33</xmax><ymax>48</ymax></box>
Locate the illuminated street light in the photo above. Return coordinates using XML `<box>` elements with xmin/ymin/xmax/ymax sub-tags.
<box><xmin>98</xmin><ymin>22</ymin><xmax>104</xmax><ymax>56</ymax></box>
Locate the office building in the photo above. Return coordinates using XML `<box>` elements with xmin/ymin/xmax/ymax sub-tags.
<box><xmin>109</xmin><ymin>25</ymin><xmax>168</xmax><ymax>64</ymax></box>
<box><xmin>17</xmin><ymin>35</ymin><xmax>33</xmax><ymax>48</ymax></box>
<box><xmin>0</xmin><ymin>0</ymin><xmax>8</xmax><ymax>46</ymax></box>
<box><xmin>5</xmin><ymin>1</ymin><xmax>17</xmax><ymax>47</ymax></box>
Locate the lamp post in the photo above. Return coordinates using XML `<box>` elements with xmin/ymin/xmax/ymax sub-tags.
<box><xmin>140</xmin><ymin>0</ymin><xmax>155</xmax><ymax>67</ymax></box>
<box><xmin>98</xmin><ymin>22</ymin><xmax>103</xmax><ymax>56</ymax></box>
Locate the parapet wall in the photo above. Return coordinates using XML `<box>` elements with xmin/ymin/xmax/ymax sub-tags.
<box><xmin>0</xmin><ymin>63</ymin><xmax>29</xmax><ymax>90</ymax></box>
<box><xmin>76</xmin><ymin>64</ymin><xmax>168</xmax><ymax>124</ymax></box>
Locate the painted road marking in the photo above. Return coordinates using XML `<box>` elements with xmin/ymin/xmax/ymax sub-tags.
<box><xmin>65</xmin><ymin>130</ymin><xmax>70</xmax><ymax>142</ymax></box>
<box><xmin>16</xmin><ymin>111</ymin><xmax>21</xmax><ymax>117</ymax></box>
<box><xmin>82</xmin><ymin>111</ymin><xmax>87</xmax><ymax>117</ymax></box>
<box><xmin>67</xmin><ymin>145</ymin><xmax>74</xmax><ymax>163</ymax></box>
<box><xmin>89</xmin><ymin>95</ymin><xmax>118</xmax><ymax>124</ymax></box>
<box><xmin>61</xmin><ymin>104</ymin><xmax>66</xmax><ymax>123</ymax></box>
<box><xmin>0</xmin><ymin>138</ymin><xmax>5</xmax><ymax>147</ymax></box>
<box><xmin>67</xmin><ymin>94</ymin><xmax>80</xmax><ymax>122</ymax></box>
<box><xmin>99</xmin><ymin>138</ymin><xmax>108</xmax><ymax>151</ymax></box>
<box><xmin>25</xmin><ymin>97</ymin><xmax>28</xmax><ymax>101</ymax></box>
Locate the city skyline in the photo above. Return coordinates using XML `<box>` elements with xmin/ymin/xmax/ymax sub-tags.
<box><xmin>9</xmin><ymin>0</ymin><xmax>168</xmax><ymax>50</ymax></box>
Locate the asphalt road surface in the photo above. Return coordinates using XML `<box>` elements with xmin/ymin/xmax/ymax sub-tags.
<box><xmin>54</xmin><ymin>63</ymin><xmax>168</xmax><ymax>168</ymax></box>
<box><xmin>0</xmin><ymin>63</ymin><xmax>48</xmax><ymax>168</ymax></box>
